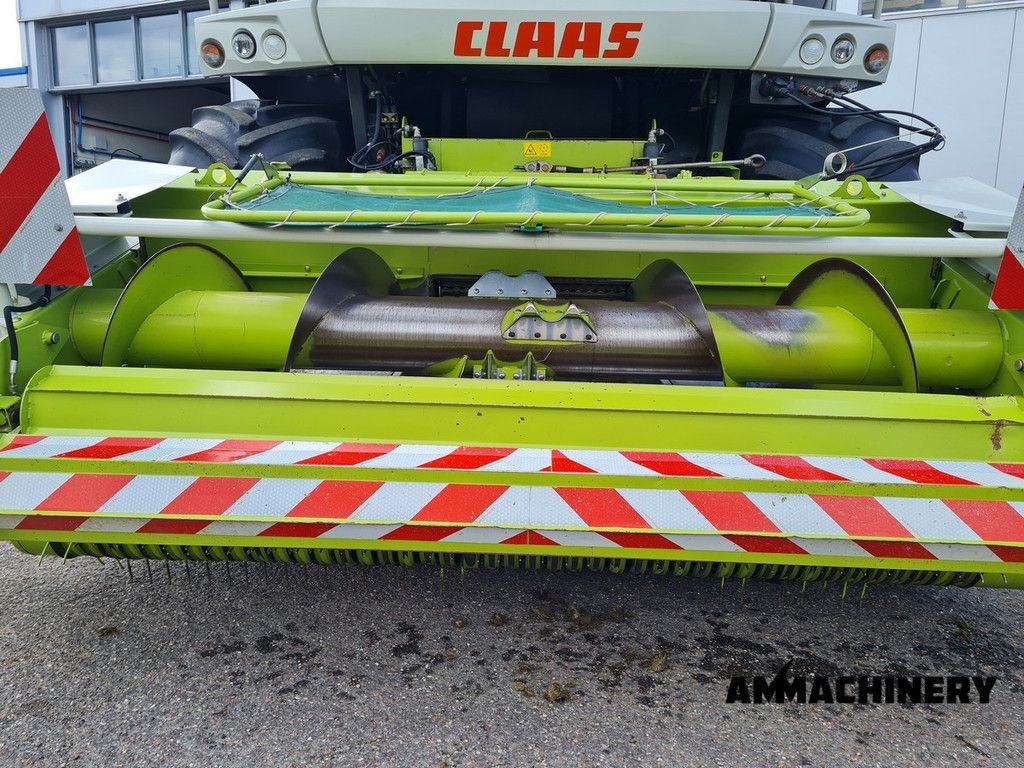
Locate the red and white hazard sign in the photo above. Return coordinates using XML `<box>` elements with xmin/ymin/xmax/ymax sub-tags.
<box><xmin>0</xmin><ymin>89</ymin><xmax>89</xmax><ymax>286</ymax></box>
<box><xmin>991</xmin><ymin>184</ymin><xmax>1024</xmax><ymax>310</ymax></box>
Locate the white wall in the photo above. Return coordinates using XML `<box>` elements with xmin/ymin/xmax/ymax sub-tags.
<box><xmin>0</xmin><ymin>0</ymin><xmax>22</xmax><ymax>68</ymax></box>
<box><xmin>860</xmin><ymin>6</ymin><xmax>1024</xmax><ymax>195</ymax></box>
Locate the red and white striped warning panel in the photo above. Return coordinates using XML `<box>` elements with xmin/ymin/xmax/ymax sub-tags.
<box><xmin>1</xmin><ymin>435</ymin><xmax>1023</xmax><ymax>489</ymax></box>
<box><xmin>0</xmin><ymin>471</ymin><xmax>1021</xmax><ymax>564</ymax></box>
<box><xmin>0</xmin><ymin>89</ymin><xmax>89</xmax><ymax>286</ymax></box>
<box><xmin>1</xmin><ymin>436</ymin><xmax>1023</xmax><ymax>564</ymax></box>
<box><xmin>991</xmin><ymin>182</ymin><xmax>1024</xmax><ymax>310</ymax></box>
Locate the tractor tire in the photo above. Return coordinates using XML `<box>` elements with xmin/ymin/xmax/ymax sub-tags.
<box><xmin>168</xmin><ymin>100</ymin><xmax>343</xmax><ymax>171</ymax></box>
<box><xmin>735</xmin><ymin>110</ymin><xmax>921</xmax><ymax>182</ymax></box>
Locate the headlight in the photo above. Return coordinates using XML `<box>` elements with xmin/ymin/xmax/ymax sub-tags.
<box><xmin>263</xmin><ymin>33</ymin><xmax>287</xmax><ymax>61</ymax></box>
<box><xmin>799</xmin><ymin>37</ymin><xmax>825</xmax><ymax>65</ymax></box>
<box><xmin>200</xmin><ymin>39</ymin><xmax>225</xmax><ymax>68</ymax></box>
<box><xmin>864</xmin><ymin>45</ymin><xmax>890</xmax><ymax>74</ymax></box>
<box><xmin>231</xmin><ymin>31</ymin><xmax>257</xmax><ymax>60</ymax></box>
<box><xmin>831</xmin><ymin>37</ymin><xmax>855</xmax><ymax>65</ymax></box>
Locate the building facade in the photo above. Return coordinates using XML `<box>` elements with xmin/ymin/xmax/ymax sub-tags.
<box><xmin>857</xmin><ymin>0</ymin><xmax>1024</xmax><ymax>194</ymax></box>
<box><xmin>14</xmin><ymin>1</ymin><xmax>255</xmax><ymax>174</ymax></box>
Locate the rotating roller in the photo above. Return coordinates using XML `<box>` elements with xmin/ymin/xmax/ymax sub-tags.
<box><xmin>68</xmin><ymin>244</ymin><xmax>1006</xmax><ymax>392</ymax></box>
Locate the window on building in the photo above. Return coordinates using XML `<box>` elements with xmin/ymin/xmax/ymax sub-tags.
<box><xmin>140</xmin><ymin>14</ymin><xmax>185</xmax><ymax>79</ymax></box>
<box><xmin>52</xmin><ymin>25</ymin><xmax>91</xmax><ymax>87</ymax></box>
<box><xmin>49</xmin><ymin>5</ymin><xmax>223</xmax><ymax>90</ymax></box>
<box><xmin>95</xmin><ymin>19</ymin><xmax>136</xmax><ymax>84</ymax></box>
<box><xmin>861</xmin><ymin>0</ymin><xmax>1014</xmax><ymax>13</ymax></box>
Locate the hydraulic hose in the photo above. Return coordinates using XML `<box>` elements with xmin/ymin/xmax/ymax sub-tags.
<box><xmin>4</xmin><ymin>286</ymin><xmax>51</xmax><ymax>395</ymax></box>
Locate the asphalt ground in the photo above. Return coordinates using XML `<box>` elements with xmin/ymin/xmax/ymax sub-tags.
<box><xmin>0</xmin><ymin>548</ymin><xmax>1022</xmax><ymax>767</ymax></box>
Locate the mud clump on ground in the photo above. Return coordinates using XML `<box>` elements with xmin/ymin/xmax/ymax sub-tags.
<box><xmin>530</xmin><ymin>605</ymin><xmax>554</xmax><ymax>621</ymax></box>
<box><xmin>512</xmin><ymin>681</ymin><xmax>535</xmax><ymax>698</ymax></box>
<box><xmin>648</xmin><ymin>652</ymin><xmax>670</xmax><ymax>673</ymax></box>
<box><xmin>544</xmin><ymin>682</ymin><xmax>570</xmax><ymax>703</ymax></box>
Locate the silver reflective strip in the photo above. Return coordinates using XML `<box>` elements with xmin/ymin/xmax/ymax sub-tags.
<box><xmin>223</xmin><ymin>478</ymin><xmax>322</xmax><ymax>517</ymax></box>
<box><xmin>116</xmin><ymin>439</ymin><xmax>221</xmax><ymax>463</ymax></box>
<box><xmin>791</xmin><ymin>537</ymin><xmax>872</xmax><ymax>558</ymax></box>
<box><xmin>801</xmin><ymin>456</ymin><xmax>912</xmax><ymax>485</ymax></box>
<box><xmin>317</xmin><ymin>523</ymin><xmax>401</xmax><ymax>540</ymax></box>
<box><xmin>559</xmin><ymin>450</ymin><xmax>658</xmax><ymax>476</ymax></box>
<box><xmin>750</xmin><ymin>492</ymin><xmax>850</xmax><ymax>537</ymax></box>
<box><xmin>347</xmin><ymin>482</ymin><xmax>445</xmax><ymax>521</ymax></box>
<box><xmin>0</xmin><ymin>436</ymin><xmax>98</xmax><ymax>459</ymax></box>
<box><xmin>202</xmin><ymin>520</ymin><xmax>276</xmax><ymax>537</ymax></box>
<box><xmin>923</xmin><ymin>542</ymin><xmax>1001</xmax><ymax>563</ymax></box>
<box><xmin>663</xmin><ymin>533</ymin><xmax>743</xmax><ymax>552</ymax></box>
<box><xmin>881</xmin><ymin>497</ymin><xmax>984</xmax><ymax>541</ymax></box>
<box><xmin>233</xmin><ymin>441</ymin><xmax>342</xmax><ymax>465</ymax></box>
<box><xmin>542</xmin><ymin>530</ymin><xmax>620</xmax><ymax>548</ymax></box>
<box><xmin>357</xmin><ymin>443</ymin><xmax>454</xmax><ymax>470</ymax></box>
<box><xmin>682</xmin><ymin>453</ymin><xmax>781</xmax><ymax>481</ymax></box>
<box><xmin>0</xmin><ymin>90</ymin><xmax>43</xmax><ymax>171</ymax></box>
<box><xmin>99</xmin><ymin>475</ymin><xmax>196</xmax><ymax>515</ymax></box>
<box><xmin>616</xmin><ymin>487</ymin><xmax>716</xmax><ymax>532</ymax></box>
<box><xmin>77</xmin><ymin>516</ymin><xmax>145</xmax><ymax>533</ymax></box>
<box><xmin>475</xmin><ymin>486</ymin><xmax>583</xmax><ymax>528</ymax></box>
<box><xmin>442</xmin><ymin>526</ymin><xmax>516</xmax><ymax>544</ymax></box>
<box><xmin>0</xmin><ymin>473</ymin><xmax>72</xmax><ymax>509</ymax></box>
<box><xmin>481</xmin><ymin>448</ymin><xmax>551</xmax><ymax>473</ymax></box>
<box><xmin>929</xmin><ymin>461</ymin><xmax>1024</xmax><ymax>489</ymax></box>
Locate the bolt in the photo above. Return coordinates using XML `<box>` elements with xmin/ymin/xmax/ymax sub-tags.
<box><xmin>472</xmin><ymin>288</ymin><xmax>480</xmax><ymax>294</ymax></box>
<box><xmin>513</xmin><ymin>371</ymin><xmax>521</xmax><ymax>380</ymax></box>
<box><xmin>559</xmin><ymin>333</ymin><xmax>567</xmax><ymax>340</ymax></box>
<box><xmin>1015</xmin><ymin>359</ymin><xmax>1024</xmax><ymax>372</ymax></box>
<box><xmin>759</xmin><ymin>275</ymin><xmax>767</xmax><ymax>283</ymax></box>
<box><xmin>520</xmin><ymin>288</ymin><xmax>528</xmax><ymax>295</ymax></box>
<box><xmin>115</xmin><ymin>193</ymin><xmax>127</xmax><ymax>202</ymax></box>
<box><xmin>497</xmin><ymin>288</ymin><xmax>504</xmax><ymax>295</ymax></box>
<box><xmin>507</xmin><ymin>331</ymin><xmax>516</xmax><ymax>338</ymax></box>
<box><xmin>534</xmin><ymin>332</ymin><xmax>541</xmax><ymax>339</ymax></box>
<box><xmin>473</xmin><ymin>371</ymin><xmax>482</xmax><ymax>378</ymax></box>
<box><xmin>584</xmin><ymin>334</ymin><xmax>593</xmax><ymax>341</ymax></box>
<box><xmin>396</xmin><ymin>267</ymin><xmax>403</xmax><ymax>274</ymax></box>
<box><xmin>54</xmin><ymin>223</ymin><xmax>63</xmax><ymax>232</ymax></box>
<box><xmin>42</xmin><ymin>331</ymin><xmax>60</xmax><ymax>345</ymax></box>
<box><xmin>497</xmin><ymin>371</ymin><xmax>506</xmax><ymax>379</ymax></box>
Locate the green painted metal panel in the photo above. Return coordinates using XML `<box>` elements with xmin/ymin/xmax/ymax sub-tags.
<box><xmin>15</xmin><ymin>366</ymin><xmax>1022</xmax><ymax>461</ymax></box>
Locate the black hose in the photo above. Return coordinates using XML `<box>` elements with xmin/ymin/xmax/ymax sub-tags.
<box><xmin>347</xmin><ymin>94</ymin><xmax>388</xmax><ymax>170</ymax></box>
<box><xmin>4</xmin><ymin>286</ymin><xmax>51</xmax><ymax>394</ymax></box>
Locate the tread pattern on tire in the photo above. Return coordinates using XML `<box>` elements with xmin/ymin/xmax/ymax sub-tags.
<box><xmin>168</xmin><ymin>100</ymin><xmax>342</xmax><ymax>171</ymax></box>
<box><xmin>736</xmin><ymin>111</ymin><xmax>921</xmax><ymax>182</ymax></box>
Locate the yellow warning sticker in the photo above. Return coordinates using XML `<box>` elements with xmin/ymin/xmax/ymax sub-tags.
<box><xmin>523</xmin><ymin>141</ymin><xmax>552</xmax><ymax>159</ymax></box>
